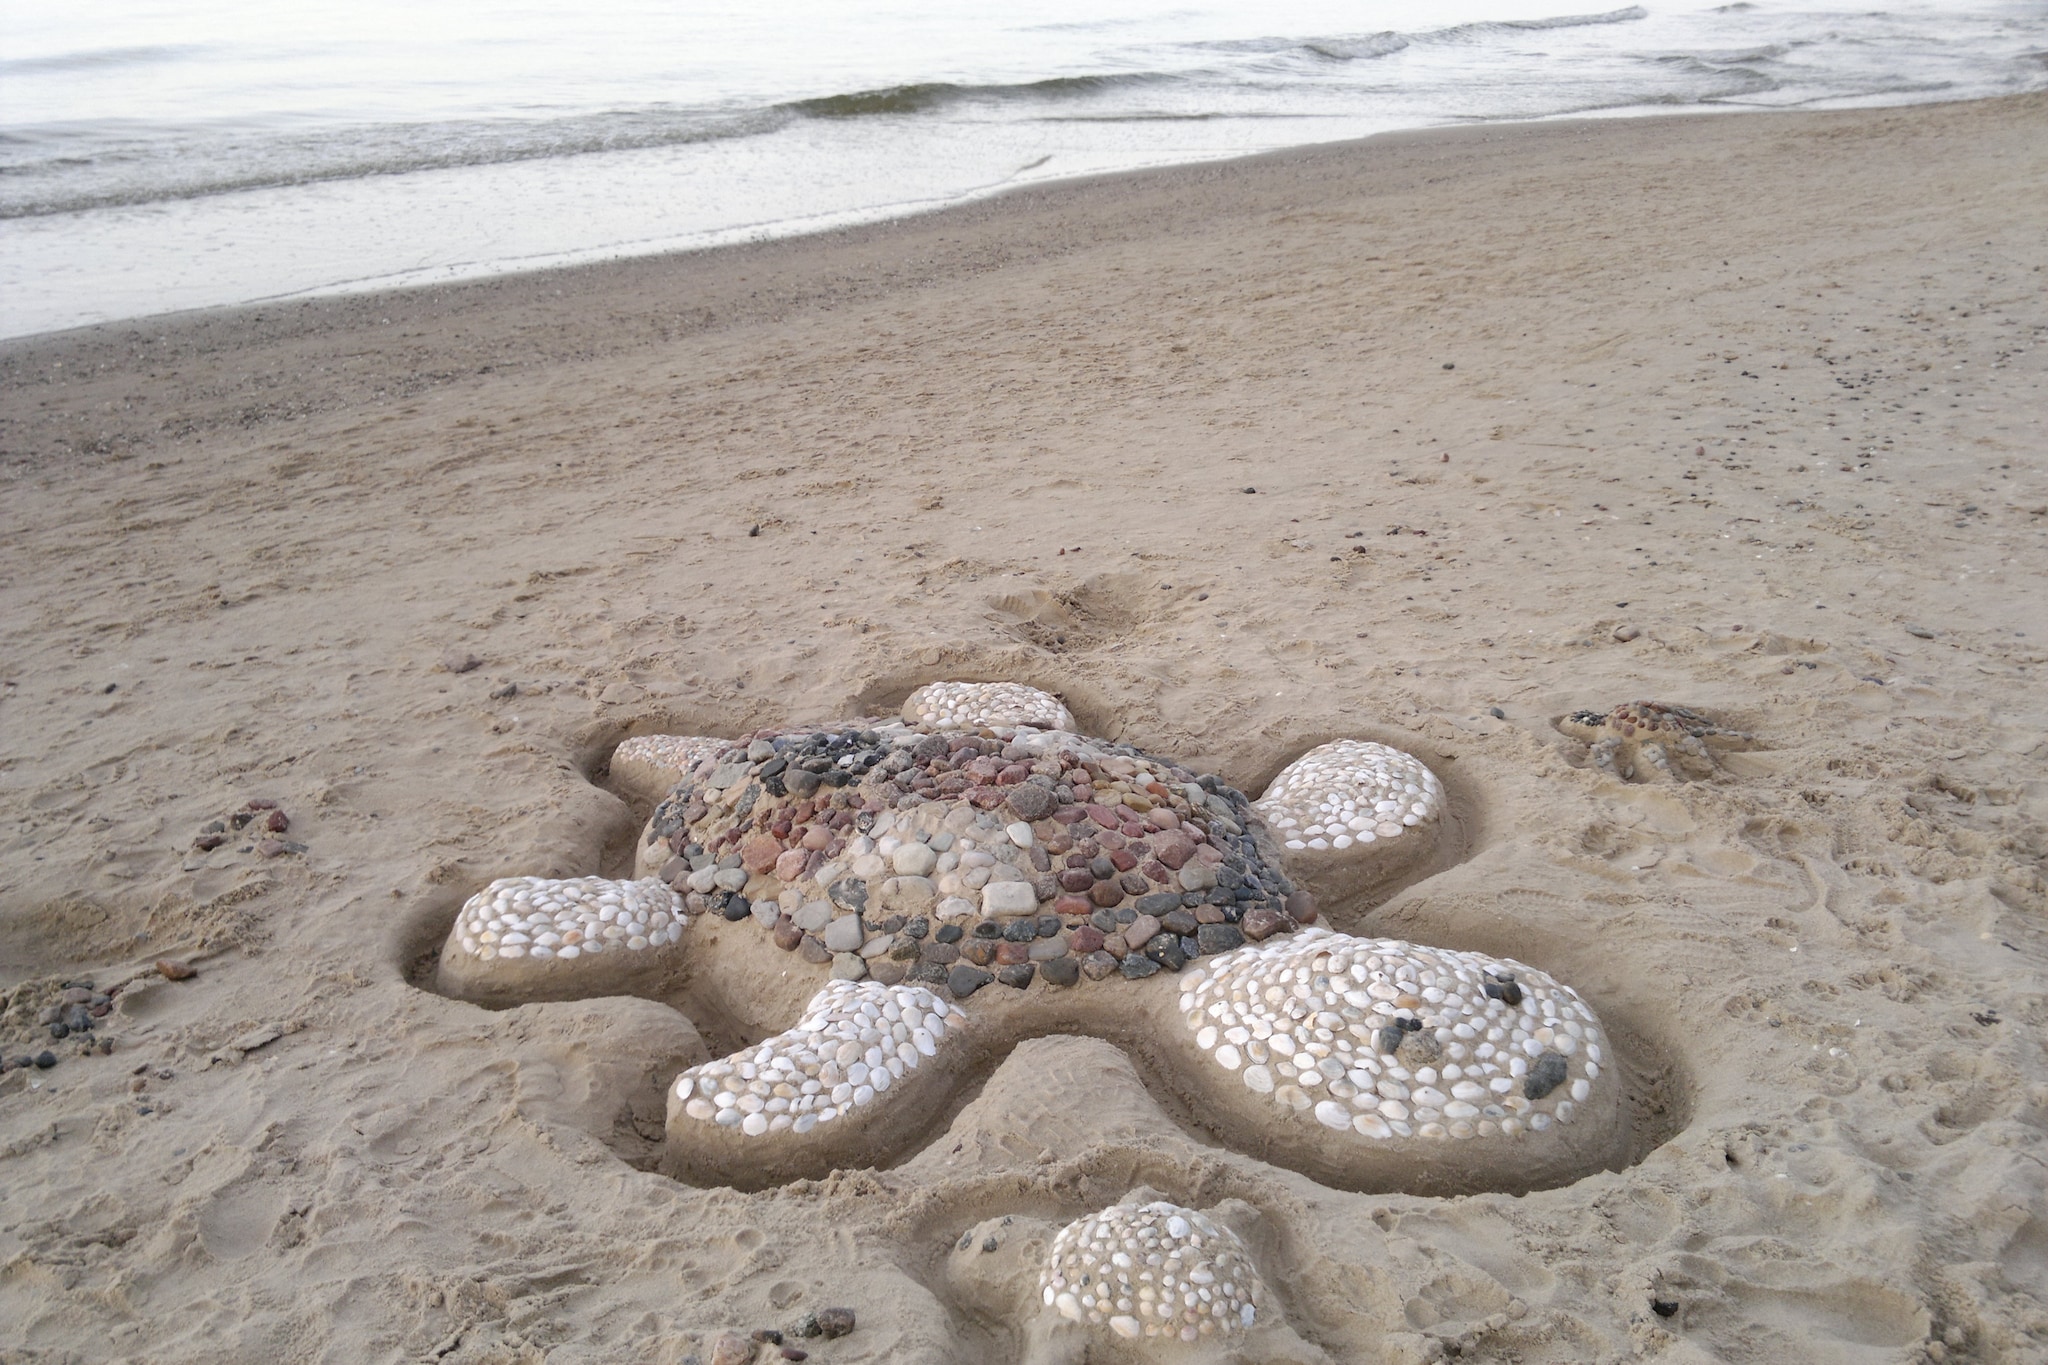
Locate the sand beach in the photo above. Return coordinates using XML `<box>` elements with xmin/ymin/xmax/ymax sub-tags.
<box><xmin>1</xmin><ymin>92</ymin><xmax>2045</xmax><ymax>1363</ymax></box>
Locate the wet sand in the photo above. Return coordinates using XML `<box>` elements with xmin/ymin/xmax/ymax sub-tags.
<box><xmin>1</xmin><ymin>93</ymin><xmax>2045</xmax><ymax>1364</ymax></box>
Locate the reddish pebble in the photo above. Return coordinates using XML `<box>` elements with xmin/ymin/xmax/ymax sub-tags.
<box><xmin>1069</xmin><ymin>925</ymin><xmax>1105</xmax><ymax>954</ymax></box>
<box><xmin>264</xmin><ymin>809</ymin><xmax>290</xmax><ymax>833</ymax></box>
<box><xmin>245</xmin><ymin>798</ymin><xmax>279</xmax><ymax>810</ymax></box>
<box><xmin>1108</xmin><ymin>848</ymin><xmax>1138</xmax><ymax>873</ymax></box>
<box><xmin>1088</xmin><ymin>882</ymin><xmax>1123</xmax><ymax>908</ymax></box>
<box><xmin>1241</xmin><ymin>906</ymin><xmax>1294</xmax><ymax>941</ymax></box>
<box><xmin>741</xmin><ymin>833</ymin><xmax>782</xmax><ymax>875</ymax></box>
<box><xmin>1052</xmin><ymin>894</ymin><xmax>1092</xmax><ymax>917</ymax></box>
<box><xmin>156</xmin><ymin>959</ymin><xmax>196</xmax><ymax>981</ymax></box>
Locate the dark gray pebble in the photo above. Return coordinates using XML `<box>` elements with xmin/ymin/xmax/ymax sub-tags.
<box><xmin>1524</xmin><ymin>1050</ymin><xmax>1569</xmax><ymax>1101</ymax></box>
<box><xmin>948</xmin><ymin>965</ymin><xmax>993</xmax><ymax>999</ymax></box>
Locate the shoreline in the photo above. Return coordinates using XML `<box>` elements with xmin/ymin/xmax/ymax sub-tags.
<box><xmin>1</xmin><ymin>89</ymin><xmax>2044</xmax><ymax>1364</ymax></box>
<box><xmin>0</xmin><ymin>92</ymin><xmax>2033</xmax><ymax>445</ymax></box>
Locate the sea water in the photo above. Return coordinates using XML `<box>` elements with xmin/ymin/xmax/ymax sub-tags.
<box><xmin>3</xmin><ymin>0</ymin><xmax>2043</xmax><ymax>337</ymax></box>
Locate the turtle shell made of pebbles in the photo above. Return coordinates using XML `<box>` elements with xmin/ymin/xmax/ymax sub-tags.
<box><xmin>643</xmin><ymin>720</ymin><xmax>1306</xmax><ymax>1000</ymax></box>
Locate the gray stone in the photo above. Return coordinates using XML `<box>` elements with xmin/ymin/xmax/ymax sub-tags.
<box><xmin>858</xmin><ymin>933</ymin><xmax>895</xmax><ymax>960</ymax></box>
<box><xmin>981</xmin><ymin>881</ymin><xmax>1038</xmax><ymax>916</ymax></box>
<box><xmin>746</xmin><ymin>738</ymin><xmax>776</xmax><ymax>762</ymax></box>
<box><xmin>1039</xmin><ymin>955</ymin><xmax>1080</xmax><ymax>987</ymax></box>
<box><xmin>1080</xmin><ymin>951</ymin><xmax>1120</xmax><ymax>980</ymax></box>
<box><xmin>708</xmin><ymin>762</ymin><xmax>748</xmax><ymax>791</ymax></box>
<box><xmin>892</xmin><ymin>842</ymin><xmax>937</xmax><ymax>877</ymax></box>
<box><xmin>948</xmin><ymin>965</ymin><xmax>993</xmax><ymax>999</ymax></box>
<box><xmin>823</xmin><ymin>916</ymin><xmax>866</xmax><ymax>953</ymax></box>
<box><xmin>1005</xmin><ymin>784</ymin><xmax>1056</xmax><ymax>821</ymax></box>
<box><xmin>830</xmin><ymin>952</ymin><xmax>868</xmax><ymax>981</ymax></box>
<box><xmin>1525</xmin><ymin>1050</ymin><xmax>1570</xmax><ymax>1101</ymax></box>
<box><xmin>1028</xmin><ymin>934</ymin><xmax>1069</xmax><ymax>962</ymax></box>
<box><xmin>793</xmin><ymin>900</ymin><xmax>833</xmax><ymax>932</ymax></box>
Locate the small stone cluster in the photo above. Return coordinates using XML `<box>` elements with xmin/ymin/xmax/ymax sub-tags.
<box><xmin>448</xmin><ymin>876</ymin><xmax>686</xmax><ymax>961</ymax></box>
<box><xmin>1040</xmin><ymin>1201</ymin><xmax>1264</xmax><ymax>1342</ymax></box>
<box><xmin>1252</xmin><ymin>740</ymin><xmax>1443</xmax><ymax>853</ymax></box>
<box><xmin>189</xmin><ymin>796</ymin><xmax>304</xmax><ymax>861</ymax></box>
<box><xmin>1181</xmin><ymin>928</ymin><xmax>1604</xmax><ymax>1141</ymax></box>
<box><xmin>901</xmin><ymin>680</ymin><xmax>1075</xmax><ymax>733</ymax></box>
<box><xmin>671</xmin><ymin>980</ymin><xmax>957</xmax><ymax>1136</ymax></box>
<box><xmin>644</xmin><ymin>720</ymin><xmax>1304</xmax><ymax>1001</ymax></box>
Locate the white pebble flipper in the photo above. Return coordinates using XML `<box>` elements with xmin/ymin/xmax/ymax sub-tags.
<box><xmin>610</xmin><ymin>733</ymin><xmax>731</xmax><ymax>802</ymax></box>
<box><xmin>435</xmin><ymin>876</ymin><xmax>689</xmax><ymax>1007</ymax></box>
<box><xmin>1253</xmin><ymin>739</ymin><xmax>1444</xmax><ymax>854</ymax></box>
<box><xmin>902</xmin><ymin>680</ymin><xmax>1076</xmax><ymax>734</ymax></box>
<box><xmin>663</xmin><ymin>980</ymin><xmax>974</xmax><ymax>1187</ymax></box>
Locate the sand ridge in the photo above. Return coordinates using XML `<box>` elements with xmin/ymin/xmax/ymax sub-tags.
<box><xmin>0</xmin><ymin>94</ymin><xmax>2045</xmax><ymax>1363</ymax></box>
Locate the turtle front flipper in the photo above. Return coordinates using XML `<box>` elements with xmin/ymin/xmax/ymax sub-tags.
<box><xmin>662</xmin><ymin>978</ymin><xmax>970</xmax><ymax>1188</ymax></box>
<box><xmin>609</xmin><ymin>733</ymin><xmax>733</xmax><ymax>806</ymax></box>
<box><xmin>1251</xmin><ymin>740</ymin><xmax>1446</xmax><ymax>908</ymax></box>
<box><xmin>435</xmin><ymin>875</ymin><xmax>690</xmax><ymax>1008</ymax></box>
<box><xmin>902</xmin><ymin>680</ymin><xmax>1076</xmax><ymax>734</ymax></box>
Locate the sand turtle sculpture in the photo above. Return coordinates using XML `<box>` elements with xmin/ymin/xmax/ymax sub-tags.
<box><xmin>433</xmin><ymin>680</ymin><xmax>1632</xmax><ymax>1344</ymax></box>
<box><xmin>1557</xmin><ymin>699</ymin><xmax>1755</xmax><ymax>782</ymax></box>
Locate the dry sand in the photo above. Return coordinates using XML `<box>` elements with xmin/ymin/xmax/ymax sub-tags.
<box><xmin>2</xmin><ymin>93</ymin><xmax>2045</xmax><ymax>1364</ymax></box>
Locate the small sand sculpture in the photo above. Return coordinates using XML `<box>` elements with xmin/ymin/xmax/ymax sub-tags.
<box><xmin>1557</xmin><ymin>699</ymin><xmax>1754</xmax><ymax>782</ymax></box>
